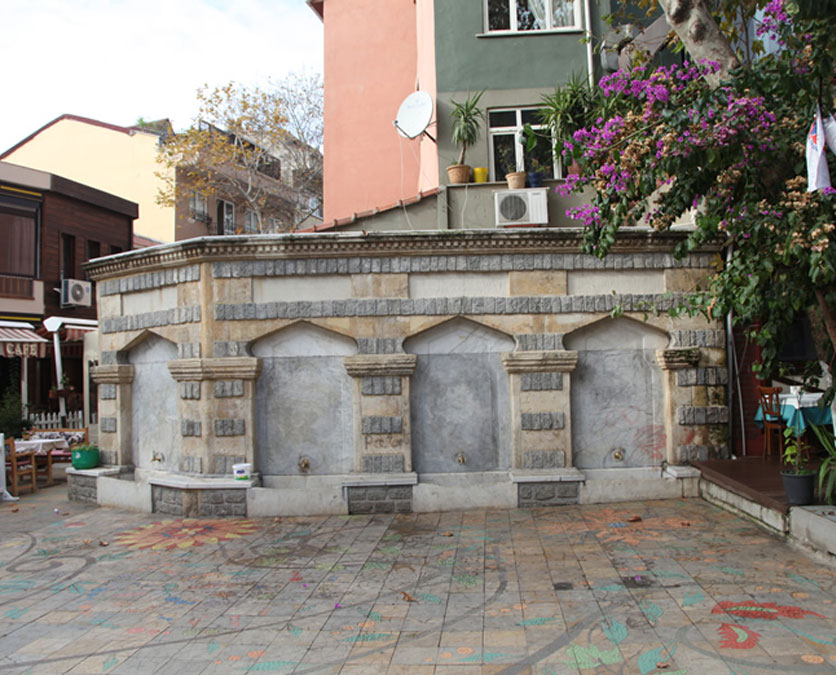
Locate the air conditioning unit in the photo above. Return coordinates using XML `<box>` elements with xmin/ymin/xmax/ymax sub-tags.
<box><xmin>494</xmin><ymin>188</ymin><xmax>549</xmax><ymax>227</ymax></box>
<box><xmin>61</xmin><ymin>278</ymin><xmax>92</xmax><ymax>307</ymax></box>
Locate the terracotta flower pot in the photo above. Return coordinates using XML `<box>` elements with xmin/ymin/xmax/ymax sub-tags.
<box><xmin>446</xmin><ymin>164</ymin><xmax>472</xmax><ymax>184</ymax></box>
<box><xmin>505</xmin><ymin>171</ymin><xmax>526</xmax><ymax>189</ymax></box>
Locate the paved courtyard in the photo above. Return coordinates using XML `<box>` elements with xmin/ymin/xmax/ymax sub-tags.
<box><xmin>1</xmin><ymin>487</ymin><xmax>836</xmax><ymax>674</ymax></box>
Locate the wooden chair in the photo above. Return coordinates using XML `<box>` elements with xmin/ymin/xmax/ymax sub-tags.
<box><xmin>35</xmin><ymin>450</ymin><xmax>54</xmax><ymax>487</ymax></box>
<box><xmin>757</xmin><ymin>386</ymin><xmax>785</xmax><ymax>460</ymax></box>
<box><xmin>4</xmin><ymin>438</ymin><xmax>37</xmax><ymax>496</ymax></box>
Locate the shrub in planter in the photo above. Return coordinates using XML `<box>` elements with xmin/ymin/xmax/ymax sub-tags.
<box><xmin>71</xmin><ymin>444</ymin><xmax>100</xmax><ymax>470</ymax></box>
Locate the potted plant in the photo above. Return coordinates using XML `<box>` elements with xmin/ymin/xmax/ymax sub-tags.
<box><xmin>810</xmin><ymin>423</ymin><xmax>836</xmax><ymax>505</ymax></box>
<box><xmin>526</xmin><ymin>157</ymin><xmax>547</xmax><ymax>188</ymax></box>
<box><xmin>71</xmin><ymin>443</ymin><xmax>100</xmax><ymax>470</ymax></box>
<box><xmin>447</xmin><ymin>90</ymin><xmax>485</xmax><ymax>185</ymax></box>
<box><xmin>781</xmin><ymin>426</ymin><xmax>816</xmax><ymax>505</ymax></box>
<box><xmin>495</xmin><ymin>142</ymin><xmax>526</xmax><ymax>189</ymax></box>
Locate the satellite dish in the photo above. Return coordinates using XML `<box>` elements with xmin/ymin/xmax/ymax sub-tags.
<box><xmin>394</xmin><ymin>91</ymin><xmax>435</xmax><ymax>140</ymax></box>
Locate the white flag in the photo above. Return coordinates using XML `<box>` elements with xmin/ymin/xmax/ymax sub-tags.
<box><xmin>824</xmin><ymin>112</ymin><xmax>836</xmax><ymax>155</ymax></box>
<box><xmin>807</xmin><ymin>104</ymin><xmax>831</xmax><ymax>192</ymax></box>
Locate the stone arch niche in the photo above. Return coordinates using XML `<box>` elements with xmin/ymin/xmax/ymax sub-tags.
<box><xmin>128</xmin><ymin>333</ymin><xmax>179</xmax><ymax>471</ymax></box>
<box><xmin>252</xmin><ymin>322</ymin><xmax>358</xmax><ymax>476</ymax></box>
<box><xmin>564</xmin><ymin>317</ymin><xmax>669</xmax><ymax>469</ymax></box>
<box><xmin>405</xmin><ymin>317</ymin><xmax>514</xmax><ymax>473</ymax></box>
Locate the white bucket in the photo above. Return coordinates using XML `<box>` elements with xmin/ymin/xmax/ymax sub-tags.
<box><xmin>233</xmin><ymin>463</ymin><xmax>251</xmax><ymax>480</ymax></box>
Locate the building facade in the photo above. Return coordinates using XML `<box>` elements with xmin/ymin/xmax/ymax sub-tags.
<box><xmin>1</xmin><ymin>115</ymin><xmax>322</xmax><ymax>243</ymax></box>
<box><xmin>0</xmin><ymin>162</ymin><xmax>136</xmax><ymax>417</ymax></box>
<box><xmin>311</xmin><ymin>0</ymin><xmax>619</xmax><ymax>222</ymax></box>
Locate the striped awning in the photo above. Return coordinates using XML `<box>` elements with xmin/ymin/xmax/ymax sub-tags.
<box><xmin>64</xmin><ymin>326</ymin><xmax>97</xmax><ymax>342</ymax></box>
<box><xmin>0</xmin><ymin>325</ymin><xmax>49</xmax><ymax>358</ymax></box>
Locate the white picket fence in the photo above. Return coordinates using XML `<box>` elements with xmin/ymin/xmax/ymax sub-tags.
<box><xmin>28</xmin><ymin>410</ymin><xmax>84</xmax><ymax>429</ymax></box>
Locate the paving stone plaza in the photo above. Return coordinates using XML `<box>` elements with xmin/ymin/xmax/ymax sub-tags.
<box><xmin>2</xmin><ymin>487</ymin><xmax>836</xmax><ymax>674</ymax></box>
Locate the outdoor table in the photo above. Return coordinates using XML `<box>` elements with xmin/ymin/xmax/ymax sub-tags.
<box><xmin>754</xmin><ymin>391</ymin><xmax>833</xmax><ymax>435</ymax></box>
<box><xmin>14</xmin><ymin>438</ymin><xmax>69</xmax><ymax>487</ymax></box>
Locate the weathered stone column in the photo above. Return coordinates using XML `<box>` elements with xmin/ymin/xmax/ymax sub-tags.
<box><xmin>502</xmin><ymin>350</ymin><xmax>578</xmax><ymax>469</ymax></box>
<box><xmin>344</xmin><ymin>354</ymin><xmax>418</xmax><ymax>473</ymax></box>
<box><xmin>90</xmin><ymin>364</ymin><xmax>135</xmax><ymax>466</ymax></box>
<box><xmin>168</xmin><ymin>357</ymin><xmax>261</xmax><ymax>476</ymax></box>
<box><xmin>657</xmin><ymin>347</ymin><xmax>714</xmax><ymax>465</ymax></box>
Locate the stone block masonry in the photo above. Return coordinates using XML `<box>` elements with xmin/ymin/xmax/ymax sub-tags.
<box><xmin>521</xmin><ymin>372</ymin><xmax>563</xmax><ymax>391</ymax></box>
<box><xmin>361</xmin><ymin>454</ymin><xmax>405</xmax><ymax>473</ymax></box>
<box><xmin>68</xmin><ymin>474</ymin><xmax>97</xmax><ymax>504</ymax></box>
<box><xmin>151</xmin><ymin>485</ymin><xmax>247</xmax><ymax>517</ymax></box>
<box><xmin>523</xmin><ymin>450</ymin><xmax>565</xmax><ymax>469</ymax></box>
<box><xmin>346</xmin><ymin>485</ymin><xmax>412</xmax><ymax>514</ymax></box>
<box><xmin>362</xmin><ymin>416</ymin><xmax>403</xmax><ymax>434</ymax></box>
<box><xmin>518</xmin><ymin>481</ymin><xmax>579</xmax><ymax>507</ymax></box>
<box><xmin>361</xmin><ymin>376</ymin><xmax>402</xmax><ymax>396</ymax></box>
<box><xmin>521</xmin><ymin>412</ymin><xmax>565</xmax><ymax>431</ymax></box>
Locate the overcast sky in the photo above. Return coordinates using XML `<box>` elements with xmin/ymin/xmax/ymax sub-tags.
<box><xmin>0</xmin><ymin>0</ymin><xmax>323</xmax><ymax>153</ymax></box>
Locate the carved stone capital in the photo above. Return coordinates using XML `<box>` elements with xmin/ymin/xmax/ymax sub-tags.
<box><xmin>502</xmin><ymin>350</ymin><xmax>578</xmax><ymax>373</ymax></box>
<box><xmin>344</xmin><ymin>354</ymin><xmax>418</xmax><ymax>378</ymax></box>
<box><xmin>91</xmin><ymin>364</ymin><xmax>135</xmax><ymax>384</ymax></box>
<box><xmin>168</xmin><ymin>357</ymin><xmax>261</xmax><ymax>381</ymax></box>
<box><xmin>656</xmin><ymin>348</ymin><xmax>701</xmax><ymax>370</ymax></box>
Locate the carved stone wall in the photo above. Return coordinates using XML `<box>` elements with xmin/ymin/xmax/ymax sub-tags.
<box><xmin>87</xmin><ymin>230</ymin><xmax>726</xmax><ymax>513</ymax></box>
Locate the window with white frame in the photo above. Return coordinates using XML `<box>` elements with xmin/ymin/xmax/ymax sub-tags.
<box><xmin>486</xmin><ymin>0</ymin><xmax>581</xmax><ymax>32</ymax></box>
<box><xmin>217</xmin><ymin>199</ymin><xmax>235</xmax><ymax>235</ymax></box>
<box><xmin>489</xmin><ymin>107</ymin><xmax>558</xmax><ymax>181</ymax></box>
<box><xmin>189</xmin><ymin>191</ymin><xmax>209</xmax><ymax>223</ymax></box>
<box><xmin>244</xmin><ymin>210</ymin><xmax>259</xmax><ymax>233</ymax></box>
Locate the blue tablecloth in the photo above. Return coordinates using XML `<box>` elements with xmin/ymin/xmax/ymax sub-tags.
<box><xmin>755</xmin><ymin>393</ymin><xmax>833</xmax><ymax>434</ymax></box>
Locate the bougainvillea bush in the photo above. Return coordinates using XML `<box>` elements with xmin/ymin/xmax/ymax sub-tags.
<box><xmin>562</xmin><ymin>0</ymin><xmax>836</xmax><ymax>388</ymax></box>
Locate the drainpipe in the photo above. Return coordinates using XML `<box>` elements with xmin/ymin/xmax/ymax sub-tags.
<box><xmin>584</xmin><ymin>0</ymin><xmax>595</xmax><ymax>87</ymax></box>
<box><xmin>725</xmin><ymin>244</ymin><xmax>746</xmax><ymax>457</ymax></box>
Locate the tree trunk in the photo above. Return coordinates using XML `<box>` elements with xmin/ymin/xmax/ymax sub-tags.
<box><xmin>657</xmin><ymin>0</ymin><xmax>739</xmax><ymax>87</ymax></box>
<box><xmin>816</xmin><ymin>289</ymin><xmax>836</xmax><ymax>363</ymax></box>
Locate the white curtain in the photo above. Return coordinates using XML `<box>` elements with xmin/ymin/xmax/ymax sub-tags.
<box><xmin>528</xmin><ymin>0</ymin><xmax>547</xmax><ymax>29</ymax></box>
<box><xmin>552</xmin><ymin>0</ymin><xmax>576</xmax><ymax>27</ymax></box>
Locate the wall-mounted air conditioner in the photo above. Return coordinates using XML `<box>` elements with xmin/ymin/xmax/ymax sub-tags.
<box><xmin>61</xmin><ymin>278</ymin><xmax>92</xmax><ymax>307</ymax></box>
<box><xmin>494</xmin><ymin>188</ymin><xmax>549</xmax><ymax>227</ymax></box>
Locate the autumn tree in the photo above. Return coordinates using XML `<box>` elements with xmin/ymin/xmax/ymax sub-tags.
<box><xmin>271</xmin><ymin>71</ymin><xmax>324</xmax><ymax>225</ymax></box>
<box><xmin>560</xmin><ymin>0</ymin><xmax>836</xmax><ymax>393</ymax></box>
<box><xmin>157</xmin><ymin>80</ymin><xmax>321</xmax><ymax>233</ymax></box>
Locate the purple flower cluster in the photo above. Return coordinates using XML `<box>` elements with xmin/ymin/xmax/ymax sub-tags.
<box><xmin>566</xmin><ymin>204</ymin><xmax>601</xmax><ymax>227</ymax></box>
<box><xmin>757</xmin><ymin>0</ymin><xmax>791</xmax><ymax>41</ymax></box>
<box><xmin>573</xmin><ymin>116</ymin><xmax>625</xmax><ymax>156</ymax></box>
<box><xmin>556</xmin><ymin>172</ymin><xmax>582</xmax><ymax>197</ymax></box>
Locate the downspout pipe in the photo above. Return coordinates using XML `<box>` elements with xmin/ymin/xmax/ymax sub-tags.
<box><xmin>584</xmin><ymin>0</ymin><xmax>595</xmax><ymax>88</ymax></box>
<box><xmin>725</xmin><ymin>244</ymin><xmax>745</xmax><ymax>457</ymax></box>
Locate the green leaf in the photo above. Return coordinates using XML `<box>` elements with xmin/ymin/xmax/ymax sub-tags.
<box><xmin>601</xmin><ymin>617</ymin><xmax>629</xmax><ymax>645</ymax></box>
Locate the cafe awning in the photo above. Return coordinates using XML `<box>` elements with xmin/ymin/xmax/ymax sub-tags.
<box><xmin>0</xmin><ymin>321</ymin><xmax>49</xmax><ymax>358</ymax></box>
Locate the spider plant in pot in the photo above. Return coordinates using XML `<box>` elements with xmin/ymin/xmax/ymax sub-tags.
<box><xmin>781</xmin><ymin>426</ymin><xmax>816</xmax><ymax>505</ymax></box>
<box><xmin>447</xmin><ymin>90</ymin><xmax>485</xmax><ymax>185</ymax></box>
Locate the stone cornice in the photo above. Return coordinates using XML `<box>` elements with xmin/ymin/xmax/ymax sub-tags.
<box><xmin>656</xmin><ymin>348</ymin><xmax>701</xmax><ymax>370</ymax></box>
<box><xmin>168</xmin><ymin>357</ymin><xmax>262</xmax><ymax>381</ymax></box>
<box><xmin>84</xmin><ymin>229</ymin><xmax>721</xmax><ymax>280</ymax></box>
<box><xmin>502</xmin><ymin>351</ymin><xmax>579</xmax><ymax>373</ymax></box>
<box><xmin>344</xmin><ymin>354</ymin><xmax>418</xmax><ymax>377</ymax></box>
<box><xmin>90</xmin><ymin>364</ymin><xmax>135</xmax><ymax>384</ymax></box>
